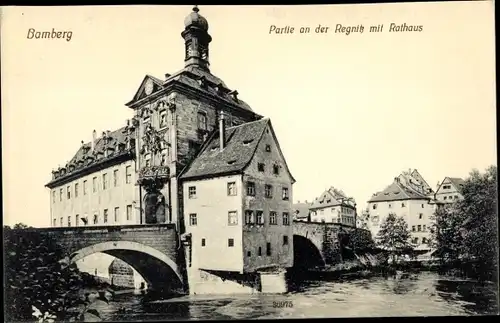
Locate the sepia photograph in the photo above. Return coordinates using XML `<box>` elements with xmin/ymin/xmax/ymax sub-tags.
<box><xmin>1</xmin><ymin>2</ymin><xmax>498</xmax><ymax>321</ymax></box>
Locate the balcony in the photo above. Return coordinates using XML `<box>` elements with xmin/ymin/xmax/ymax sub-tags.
<box><xmin>137</xmin><ymin>165</ymin><xmax>170</xmax><ymax>187</ymax></box>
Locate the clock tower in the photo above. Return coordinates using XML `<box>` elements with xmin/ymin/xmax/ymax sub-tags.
<box><xmin>181</xmin><ymin>6</ymin><xmax>212</xmax><ymax>71</ymax></box>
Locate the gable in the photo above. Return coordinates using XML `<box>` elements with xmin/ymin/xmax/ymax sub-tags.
<box><xmin>436</xmin><ymin>177</ymin><xmax>464</xmax><ymax>195</ymax></box>
<box><xmin>243</xmin><ymin>122</ymin><xmax>295</xmax><ymax>184</ymax></box>
<box><xmin>128</xmin><ymin>75</ymin><xmax>164</xmax><ymax>105</ymax></box>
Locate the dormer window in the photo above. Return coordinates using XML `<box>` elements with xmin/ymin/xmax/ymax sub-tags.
<box><xmin>243</xmin><ymin>139</ymin><xmax>254</xmax><ymax>145</ymax></box>
<box><xmin>229</xmin><ymin>90</ymin><xmax>239</xmax><ymax>102</ymax></box>
<box><xmin>143</xmin><ymin>116</ymin><xmax>151</xmax><ymax>124</ymax></box>
<box><xmin>198</xmin><ymin>76</ymin><xmax>207</xmax><ymax>88</ymax></box>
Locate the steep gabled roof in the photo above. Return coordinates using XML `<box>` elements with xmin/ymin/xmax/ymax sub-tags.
<box><xmin>448</xmin><ymin>177</ymin><xmax>466</xmax><ymax>193</ymax></box>
<box><xmin>368</xmin><ymin>179</ymin><xmax>429</xmax><ymax>203</ymax></box>
<box><xmin>180</xmin><ymin>118</ymin><xmax>295</xmax><ymax>182</ymax></box>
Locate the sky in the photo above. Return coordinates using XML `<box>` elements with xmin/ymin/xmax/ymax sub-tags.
<box><xmin>2</xmin><ymin>3</ymin><xmax>497</xmax><ymax>227</ymax></box>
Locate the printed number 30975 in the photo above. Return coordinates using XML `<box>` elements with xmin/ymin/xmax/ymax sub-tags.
<box><xmin>273</xmin><ymin>301</ymin><xmax>293</xmax><ymax>308</ymax></box>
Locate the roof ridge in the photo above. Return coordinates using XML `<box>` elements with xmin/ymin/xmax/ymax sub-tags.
<box><xmin>226</xmin><ymin>117</ymin><xmax>268</xmax><ymax>130</ymax></box>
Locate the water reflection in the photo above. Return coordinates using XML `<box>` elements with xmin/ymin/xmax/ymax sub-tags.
<box><xmin>98</xmin><ymin>272</ymin><xmax>497</xmax><ymax>321</ymax></box>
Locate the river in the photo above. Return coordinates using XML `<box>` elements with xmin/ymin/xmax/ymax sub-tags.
<box><xmin>96</xmin><ymin>272</ymin><xmax>497</xmax><ymax>320</ymax></box>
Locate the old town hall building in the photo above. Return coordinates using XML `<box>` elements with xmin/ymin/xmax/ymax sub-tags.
<box><xmin>45</xmin><ymin>7</ymin><xmax>295</xmax><ymax>292</ymax></box>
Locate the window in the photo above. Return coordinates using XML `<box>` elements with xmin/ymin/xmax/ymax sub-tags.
<box><xmin>228</xmin><ymin>238</ymin><xmax>234</xmax><ymax>247</ymax></box>
<box><xmin>444</xmin><ymin>196</ymin><xmax>447</xmax><ymax>200</ymax></box>
<box><xmin>283</xmin><ymin>212</ymin><xmax>290</xmax><ymax>226</ymax></box>
<box><xmin>412</xmin><ymin>225</ymin><xmax>416</xmax><ymax>232</ymax></box>
<box><xmin>67</xmin><ymin>186</ymin><xmax>71</xmax><ymax>199</ymax></box>
<box><xmin>331</xmin><ymin>208</ymin><xmax>335</xmax><ymax>213</ymax></box>
<box><xmin>258</xmin><ymin>163</ymin><xmax>265</xmax><ymax>172</ymax></box>
<box><xmin>93</xmin><ymin>177</ymin><xmax>97</xmax><ymax>192</ymax></box>
<box><xmin>197</xmin><ymin>112</ymin><xmax>207</xmax><ymax>130</ymax></box>
<box><xmin>93</xmin><ymin>214</ymin><xmax>98</xmax><ymax>224</ymax></box>
<box><xmin>52</xmin><ymin>190</ymin><xmax>56</xmax><ymax>203</ymax></box>
<box><xmin>126</xmin><ymin>205</ymin><xmax>132</xmax><ymax>220</ymax></box>
<box><xmin>423</xmin><ymin>224</ymin><xmax>426</xmax><ymax>231</ymax></box>
<box><xmin>201</xmin><ymin>238</ymin><xmax>206</xmax><ymax>247</ymax></box>
<box><xmin>113</xmin><ymin>169</ymin><xmax>119</xmax><ymax>187</ymax></box>
<box><xmin>75</xmin><ymin>183</ymin><xmax>79</xmax><ymax>198</ymax></box>
<box><xmin>126</xmin><ymin>166</ymin><xmax>132</xmax><ymax>184</ymax></box>
<box><xmin>372</xmin><ymin>204</ymin><xmax>377</xmax><ymax>210</ymax></box>
<box><xmin>145</xmin><ymin>154</ymin><xmax>151</xmax><ymax>167</ymax></box>
<box><xmin>421</xmin><ymin>204</ymin><xmax>424</xmax><ymax>208</ymax></box>
<box><xmin>417</xmin><ymin>225</ymin><xmax>422</xmax><ymax>232</ymax></box>
<box><xmin>265</xmin><ymin>144</ymin><xmax>271</xmax><ymax>152</ymax></box>
<box><xmin>160</xmin><ymin>110</ymin><xmax>168</xmax><ymax>128</ymax></box>
<box><xmin>258</xmin><ymin>247</ymin><xmax>262</xmax><ymax>256</ymax></box>
<box><xmin>282</xmin><ymin>187</ymin><xmax>289</xmax><ymax>200</ymax></box>
<box><xmin>256</xmin><ymin>211</ymin><xmax>264</xmax><ymax>225</ymax></box>
<box><xmin>265</xmin><ymin>185</ymin><xmax>273</xmax><ymax>198</ymax></box>
<box><xmin>401</xmin><ymin>202</ymin><xmax>405</xmax><ymax>207</ymax></box>
<box><xmin>59</xmin><ymin>189</ymin><xmax>63</xmax><ymax>201</ymax></box>
<box><xmin>273</xmin><ymin>164</ymin><xmax>280</xmax><ymax>175</ymax></box>
<box><xmin>114</xmin><ymin>207</ymin><xmax>120</xmax><ymax>222</ymax></box>
<box><xmin>320</xmin><ymin>209</ymin><xmax>324</xmax><ymax>215</ymax></box>
<box><xmin>75</xmin><ymin>214</ymin><xmax>79</xmax><ymax>227</ymax></box>
<box><xmin>143</xmin><ymin>116</ymin><xmax>151</xmax><ymax>124</ymax></box>
<box><xmin>189</xmin><ymin>213</ymin><xmax>197</xmax><ymax>226</ymax></box>
<box><xmin>419</xmin><ymin>213</ymin><xmax>423</xmax><ymax>219</ymax></box>
<box><xmin>103</xmin><ymin>209</ymin><xmax>108</xmax><ymax>223</ymax></box>
<box><xmin>269</xmin><ymin>211</ymin><xmax>277</xmax><ymax>225</ymax></box>
<box><xmin>454</xmin><ymin>195</ymin><xmax>459</xmax><ymax>199</ymax></box>
<box><xmin>228</xmin><ymin>211</ymin><xmax>238</xmax><ymax>225</ymax></box>
<box><xmin>245</xmin><ymin>210</ymin><xmax>255</xmax><ymax>224</ymax></box>
<box><xmin>388</xmin><ymin>203</ymin><xmax>392</xmax><ymax>208</ymax></box>
<box><xmin>188</xmin><ymin>186</ymin><xmax>197</xmax><ymax>199</ymax></box>
<box><xmin>283</xmin><ymin>236</ymin><xmax>289</xmax><ymax>245</ymax></box>
<box><xmin>227</xmin><ymin>182</ymin><xmax>237</xmax><ymax>196</ymax></box>
<box><xmin>83</xmin><ymin>180</ymin><xmax>88</xmax><ymax>195</ymax></box>
<box><xmin>53</xmin><ymin>218</ymin><xmax>56</xmax><ymax>227</ymax></box>
<box><xmin>413</xmin><ymin>237</ymin><xmax>419</xmax><ymax>244</ymax></box>
<box><xmin>247</xmin><ymin>251</ymin><xmax>251</xmax><ymax>257</ymax></box>
<box><xmin>422</xmin><ymin>237</ymin><xmax>427</xmax><ymax>244</ymax></box>
<box><xmin>68</xmin><ymin>216</ymin><xmax>71</xmax><ymax>227</ymax></box>
<box><xmin>443</xmin><ymin>185</ymin><xmax>451</xmax><ymax>189</ymax></box>
<box><xmin>60</xmin><ymin>217</ymin><xmax>63</xmax><ymax>226</ymax></box>
<box><xmin>246</xmin><ymin>182</ymin><xmax>255</xmax><ymax>196</ymax></box>
<box><xmin>102</xmin><ymin>173</ymin><xmax>108</xmax><ymax>190</ymax></box>
<box><xmin>266</xmin><ymin>242</ymin><xmax>272</xmax><ymax>256</ymax></box>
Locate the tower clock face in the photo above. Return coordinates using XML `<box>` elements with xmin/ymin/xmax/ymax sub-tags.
<box><xmin>145</xmin><ymin>79</ymin><xmax>154</xmax><ymax>95</ymax></box>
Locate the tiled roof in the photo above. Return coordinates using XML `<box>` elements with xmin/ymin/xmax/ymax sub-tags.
<box><xmin>292</xmin><ymin>203</ymin><xmax>311</xmax><ymax>219</ymax></box>
<box><xmin>46</xmin><ymin>125</ymin><xmax>133</xmax><ymax>187</ymax></box>
<box><xmin>368</xmin><ymin>180</ymin><xmax>429</xmax><ymax>203</ymax></box>
<box><xmin>68</xmin><ymin>126</ymin><xmax>130</xmax><ymax>165</ymax></box>
<box><xmin>180</xmin><ymin>119</ymin><xmax>270</xmax><ymax>180</ymax></box>
<box><xmin>165</xmin><ymin>66</ymin><xmax>255</xmax><ymax>113</ymax></box>
<box><xmin>310</xmin><ymin>186</ymin><xmax>355</xmax><ymax>209</ymax></box>
<box><xmin>128</xmin><ymin>66</ymin><xmax>258</xmax><ymax>116</ymax></box>
<box><xmin>448</xmin><ymin>177</ymin><xmax>466</xmax><ymax>193</ymax></box>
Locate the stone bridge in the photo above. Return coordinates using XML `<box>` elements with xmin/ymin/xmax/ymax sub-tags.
<box><xmin>292</xmin><ymin>221</ymin><xmax>374</xmax><ymax>269</ymax></box>
<box><xmin>21</xmin><ymin>224</ymin><xmax>185</xmax><ymax>293</ymax></box>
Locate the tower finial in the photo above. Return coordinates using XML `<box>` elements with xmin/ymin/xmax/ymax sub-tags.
<box><xmin>193</xmin><ymin>5</ymin><xmax>199</xmax><ymax>13</ymax></box>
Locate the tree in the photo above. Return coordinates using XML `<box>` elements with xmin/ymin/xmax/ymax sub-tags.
<box><xmin>376</xmin><ymin>213</ymin><xmax>413</xmax><ymax>264</ymax></box>
<box><xmin>429</xmin><ymin>165</ymin><xmax>498</xmax><ymax>281</ymax></box>
<box><xmin>4</xmin><ymin>226</ymin><xmax>107</xmax><ymax>322</ymax></box>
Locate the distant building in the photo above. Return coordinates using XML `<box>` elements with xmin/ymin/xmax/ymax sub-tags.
<box><xmin>108</xmin><ymin>258</ymin><xmax>147</xmax><ymax>289</ymax></box>
<box><xmin>356</xmin><ymin>207</ymin><xmax>370</xmax><ymax>230</ymax></box>
<box><xmin>292</xmin><ymin>201</ymin><xmax>311</xmax><ymax>222</ymax></box>
<box><xmin>434</xmin><ymin>177</ymin><xmax>465</xmax><ymax>203</ymax></box>
<box><xmin>180</xmin><ymin>116</ymin><xmax>295</xmax><ymax>277</ymax></box>
<box><xmin>366</xmin><ymin>169</ymin><xmax>438</xmax><ymax>251</ymax></box>
<box><xmin>309</xmin><ymin>187</ymin><xmax>357</xmax><ymax>226</ymax></box>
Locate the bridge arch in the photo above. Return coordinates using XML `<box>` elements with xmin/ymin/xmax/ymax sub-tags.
<box><xmin>293</xmin><ymin>235</ymin><xmax>326</xmax><ymax>269</ymax></box>
<box><xmin>70</xmin><ymin>241</ymin><xmax>183</xmax><ymax>292</ymax></box>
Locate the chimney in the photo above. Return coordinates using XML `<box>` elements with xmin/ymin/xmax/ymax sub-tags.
<box><xmin>91</xmin><ymin>130</ymin><xmax>97</xmax><ymax>151</ymax></box>
<box><xmin>219</xmin><ymin>111</ymin><xmax>226</xmax><ymax>151</ymax></box>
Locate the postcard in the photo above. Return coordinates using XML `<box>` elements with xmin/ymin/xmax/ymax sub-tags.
<box><xmin>1</xmin><ymin>3</ymin><xmax>497</xmax><ymax>321</ymax></box>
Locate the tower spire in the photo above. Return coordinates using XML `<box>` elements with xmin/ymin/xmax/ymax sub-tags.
<box><xmin>181</xmin><ymin>5</ymin><xmax>212</xmax><ymax>71</ymax></box>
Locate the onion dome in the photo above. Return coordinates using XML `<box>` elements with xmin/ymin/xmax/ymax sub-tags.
<box><xmin>184</xmin><ymin>5</ymin><xmax>209</xmax><ymax>31</ymax></box>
